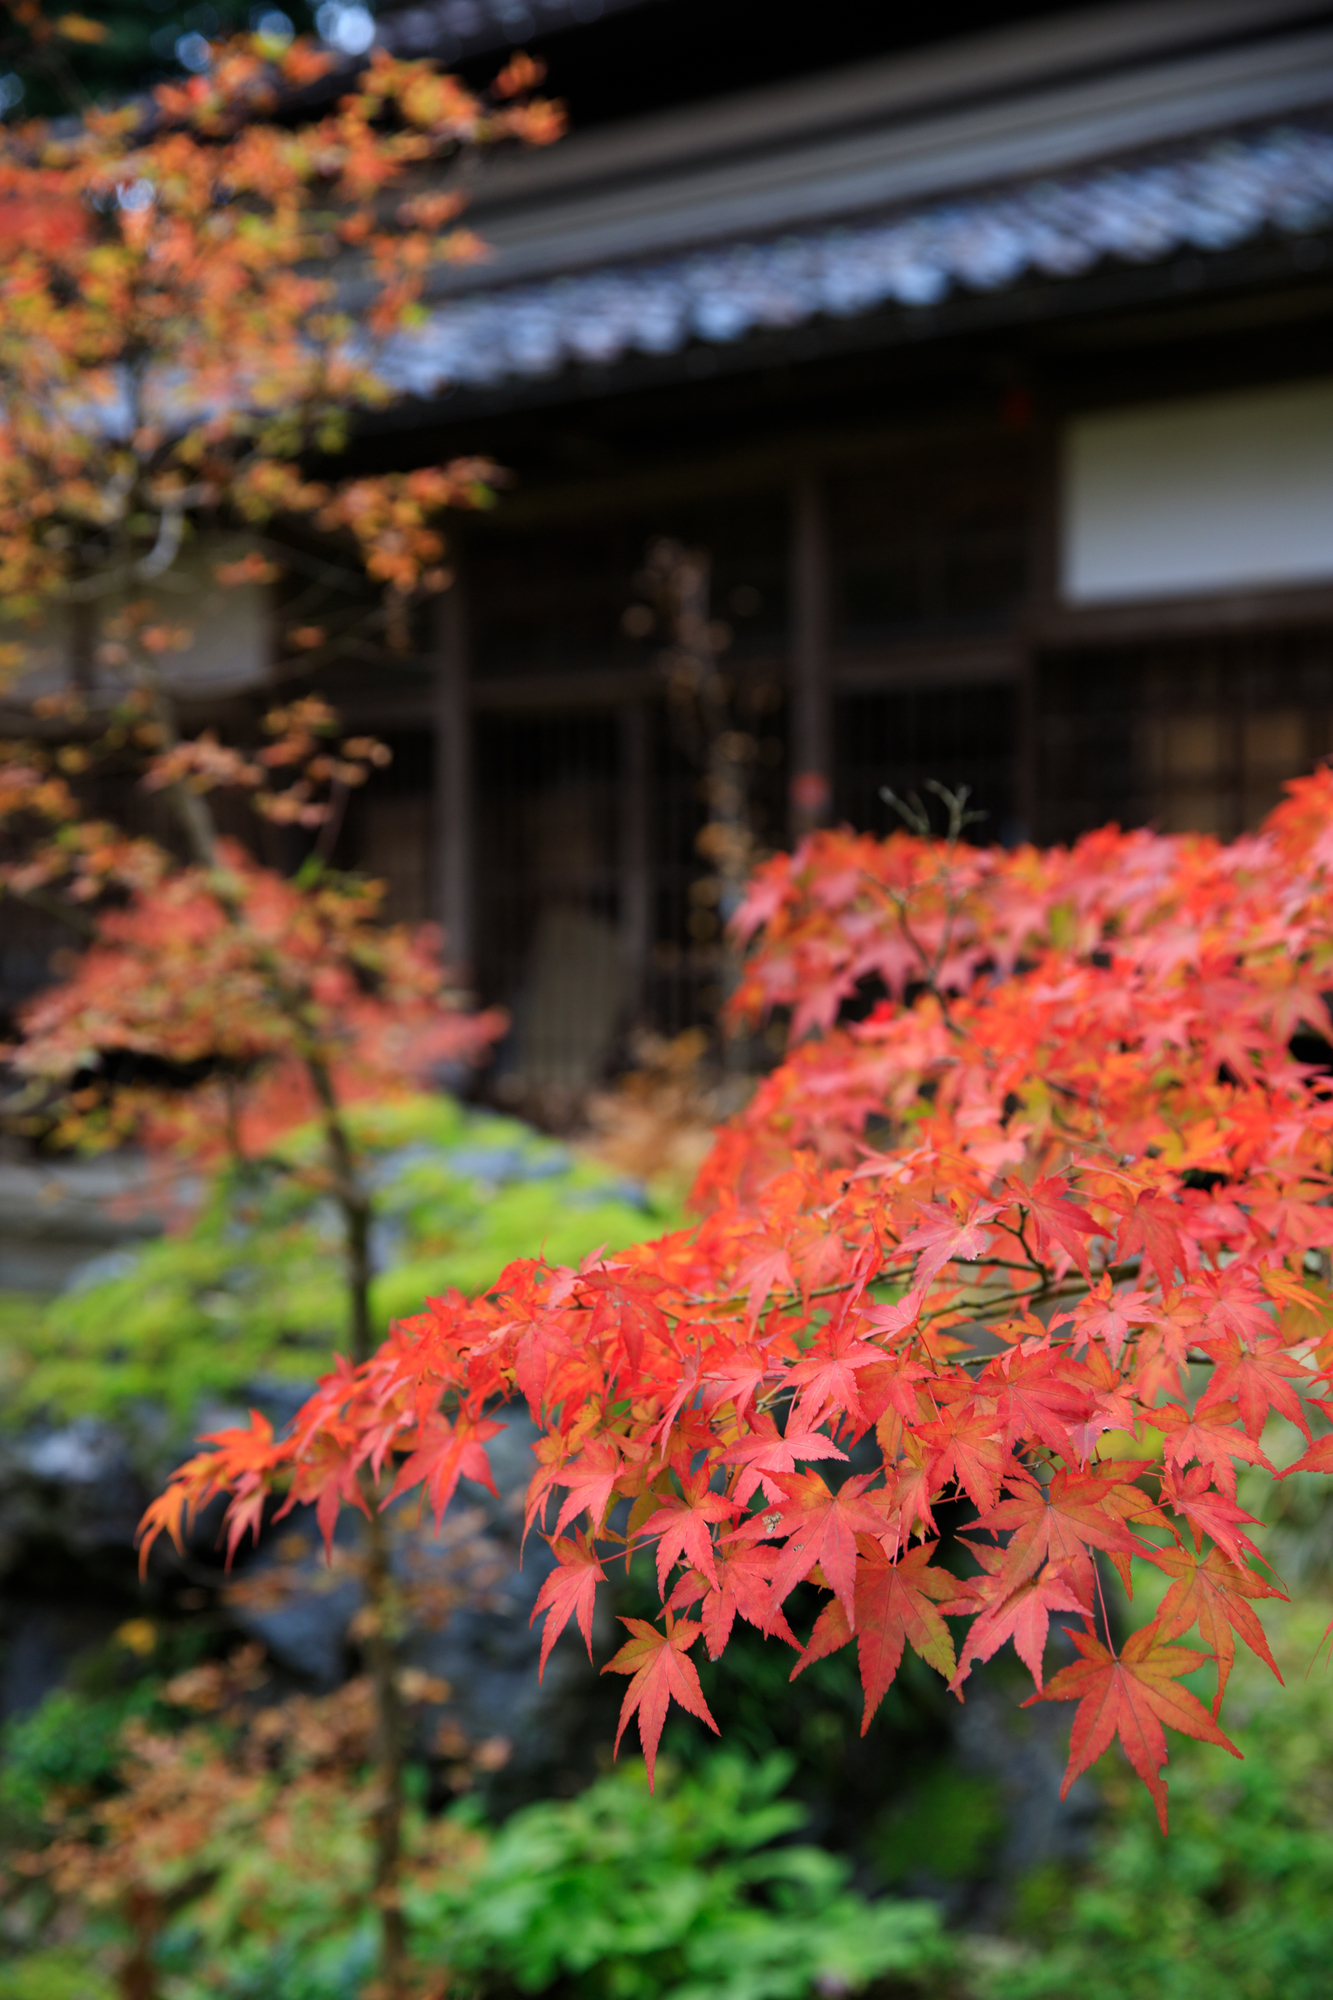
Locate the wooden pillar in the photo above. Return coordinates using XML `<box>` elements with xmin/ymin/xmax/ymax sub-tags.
<box><xmin>789</xmin><ymin>473</ymin><xmax>833</xmax><ymax>841</ymax></box>
<box><xmin>619</xmin><ymin>698</ymin><xmax>652</xmax><ymax>1012</ymax></box>
<box><xmin>432</xmin><ymin>580</ymin><xmax>473</xmax><ymax>973</ymax></box>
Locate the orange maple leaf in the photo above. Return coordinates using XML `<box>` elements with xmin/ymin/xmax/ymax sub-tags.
<box><xmin>1154</xmin><ymin>1542</ymin><xmax>1285</xmax><ymax>1713</ymax></box>
<box><xmin>1033</xmin><ymin>1623</ymin><xmax>1240</xmax><ymax>1831</ymax></box>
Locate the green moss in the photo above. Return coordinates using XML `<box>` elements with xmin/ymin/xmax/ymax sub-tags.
<box><xmin>0</xmin><ymin>1949</ymin><xmax>116</xmax><ymax>2000</ymax></box>
<box><xmin>0</xmin><ymin>1094</ymin><xmax>686</xmax><ymax>1438</ymax></box>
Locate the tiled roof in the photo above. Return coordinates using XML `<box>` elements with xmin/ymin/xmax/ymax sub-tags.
<box><xmin>382</xmin><ymin>122</ymin><xmax>1333</xmax><ymax>393</ymax></box>
<box><xmin>378</xmin><ymin>0</ymin><xmax>658</xmax><ymax>65</ymax></box>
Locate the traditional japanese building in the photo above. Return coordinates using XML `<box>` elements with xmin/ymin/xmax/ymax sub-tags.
<box><xmin>15</xmin><ymin>0</ymin><xmax>1333</xmax><ymax>1093</ymax></box>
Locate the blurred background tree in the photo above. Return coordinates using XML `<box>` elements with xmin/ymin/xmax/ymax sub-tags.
<box><xmin>0</xmin><ymin>2</ymin><xmax>323</xmax><ymax>120</ymax></box>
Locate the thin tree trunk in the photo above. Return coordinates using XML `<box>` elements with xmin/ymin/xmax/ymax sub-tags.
<box><xmin>360</xmin><ymin>1488</ymin><xmax>409</xmax><ymax>1998</ymax></box>
<box><xmin>314</xmin><ymin>1060</ymin><xmax>406</xmax><ymax>1995</ymax></box>
<box><xmin>136</xmin><ymin>660</ymin><xmax>407</xmax><ymax>1996</ymax></box>
<box><xmin>118</xmin><ymin>1887</ymin><xmax>161</xmax><ymax>2000</ymax></box>
<box><xmin>302</xmin><ymin>1045</ymin><xmax>376</xmax><ymax>1364</ymax></box>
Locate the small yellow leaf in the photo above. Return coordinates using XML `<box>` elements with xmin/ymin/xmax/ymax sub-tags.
<box><xmin>115</xmin><ymin>1617</ymin><xmax>157</xmax><ymax>1657</ymax></box>
<box><xmin>56</xmin><ymin>13</ymin><xmax>108</xmax><ymax>42</ymax></box>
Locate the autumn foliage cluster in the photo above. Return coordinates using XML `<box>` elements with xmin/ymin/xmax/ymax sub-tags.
<box><xmin>0</xmin><ymin>32</ymin><xmax>561</xmax><ymax>1989</ymax></box>
<box><xmin>0</xmin><ymin>29</ymin><xmax>555</xmax><ymax>638</ymax></box>
<box><xmin>138</xmin><ymin>773</ymin><xmax>1333</xmax><ymax>1829</ymax></box>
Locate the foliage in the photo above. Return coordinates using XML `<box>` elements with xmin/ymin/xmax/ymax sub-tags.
<box><xmin>1</xmin><ymin>1682</ymin><xmax>165</xmax><ymax>1840</ymax></box>
<box><xmin>2</xmin><ymin>1661</ymin><xmax>479</xmax><ymax>2000</ymax></box>
<box><xmin>2</xmin><ymin>1666</ymin><xmax>946</xmax><ymax>2000</ymax></box>
<box><xmin>0</xmin><ymin>25</ymin><xmax>555</xmax><ymax>646</ymax></box>
<box><xmin>976</xmin><ymin>1596</ymin><xmax>1333</xmax><ymax>2000</ymax></box>
<box><xmin>414</xmin><ymin>1753</ymin><xmax>950</xmax><ymax>2000</ymax></box>
<box><xmin>4</xmin><ymin>1093</ymin><xmax>683</xmax><ymax>1433</ymax></box>
<box><xmin>9</xmin><ymin>834</ymin><xmax>502</xmax><ymax>1156</ymax></box>
<box><xmin>0</xmin><ymin>26</ymin><xmax>560</xmax><ymax>1994</ymax></box>
<box><xmin>149</xmin><ymin>776</ymin><xmax>1333</xmax><ymax>1830</ymax></box>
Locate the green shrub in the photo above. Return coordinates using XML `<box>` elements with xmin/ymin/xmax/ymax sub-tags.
<box><xmin>415</xmin><ymin>1753</ymin><xmax>950</xmax><ymax>2000</ymax></box>
<box><xmin>0</xmin><ymin>1683</ymin><xmax>162</xmax><ymax>1839</ymax></box>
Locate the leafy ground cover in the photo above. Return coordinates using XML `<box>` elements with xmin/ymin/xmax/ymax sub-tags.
<box><xmin>1</xmin><ymin>1666</ymin><xmax>948</xmax><ymax>2000</ymax></box>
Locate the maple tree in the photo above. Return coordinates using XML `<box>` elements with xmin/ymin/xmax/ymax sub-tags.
<box><xmin>0</xmin><ymin>21</ymin><xmax>557</xmax><ymax>1994</ymax></box>
<box><xmin>140</xmin><ymin>770</ymin><xmax>1333</xmax><ymax>1842</ymax></box>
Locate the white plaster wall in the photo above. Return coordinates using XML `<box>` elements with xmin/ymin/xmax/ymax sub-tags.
<box><xmin>4</xmin><ymin>540</ymin><xmax>270</xmax><ymax>700</ymax></box>
<box><xmin>1061</xmin><ymin>378</ymin><xmax>1333</xmax><ymax>604</ymax></box>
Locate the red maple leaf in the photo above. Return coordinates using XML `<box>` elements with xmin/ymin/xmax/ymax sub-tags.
<box><xmin>602</xmin><ymin>1613</ymin><xmax>719</xmax><ymax>1788</ymax></box>
<box><xmin>951</xmin><ymin>1545</ymin><xmax>1090</xmax><ymax>1693</ymax></box>
<box><xmin>896</xmin><ymin>1198</ymin><xmax>1001</xmax><ymax>1285</ymax></box>
<box><xmin>383</xmin><ymin>1412</ymin><xmax>501</xmax><ymax>1526</ymax></box>
<box><xmin>859</xmin><ymin>1289</ymin><xmax>925</xmax><ymax>1342</ymax></box>
<box><xmin>1162</xmin><ymin>1465</ymin><xmax>1265</xmax><ymax>1569</ymax></box>
<box><xmin>982</xmin><ymin>1346</ymin><xmax>1093</xmax><ymax>1459</ymax></box>
<box><xmin>1154</xmin><ymin>1542</ymin><xmax>1285</xmax><ymax>1713</ymax></box>
<box><xmin>1117</xmin><ymin>1193</ymin><xmax>1188</xmax><ymax>1292</ymax></box>
<box><xmin>583</xmin><ymin>1269</ymin><xmax>672</xmax><ymax>1380</ymax></box>
<box><xmin>719</xmin><ymin>1416</ymin><xmax>848</xmax><ymax>1507</ymax></box>
<box><xmin>852</xmin><ymin>1540</ymin><xmax>965</xmax><ymax>1729</ymax></box>
<box><xmin>741</xmin><ymin>1471</ymin><xmax>892</xmax><ymax>1623</ymax></box>
<box><xmin>635</xmin><ymin>1472</ymin><xmax>736</xmax><ymax>1596</ymax></box>
<box><xmin>735</xmin><ymin>1243</ymin><xmax>796</xmax><ymax>1328</ymax></box>
<box><xmin>1033</xmin><ymin>1623</ymin><xmax>1240</xmax><ymax>1831</ymax></box>
<box><xmin>700</xmin><ymin>1347</ymin><xmax>770</xmax><ymax>1421</ymax></box>
<box><xmin>1191</xmin><ymin>1266</ymin><xmax>1277</xmax><ymax>1346</ymax></box>
<box><xmin>1011</xmin><ymin>1175</ymin><xmax>1101</xmax><ymax>1280</ymax></box>
<box><xmin>790</xmin><ymin>1541</ymin><xmax>964</xmax><ymax>1731</ymax></box>
<box><xmin>1196</xmin><ymin>1334</ymin><xmax>1311</xmax><ymax>1442</ymax></box>
<box><xmin>1153</xmin><ymin>1397</ymin><xmax>1274</xmax><ymax>1498</ymax></box>
<box><xmin>857</xmin><ymin>1352</ymin><xmax>931</xmax><ymax>1428</ymax></box>
<box><xmin>1068</xmin><ymin>1281</ymin><xmax>1157</xmax><ymax>1364</ymax></box>
<box><xmin>529</xmin><ymin>1530</ymin><xmax>606</xmax><ymax>1679</ymax></box>
<box><xmin>975</xmin><ymin>1463</ymin><xmax>1158</xmax><ymax>1595</ymax></box>
<box><xmin>668</xmin><ymin>1542</ymin><xmax>800</xmax><ymax>1657</ymax></box>
<box><xmin>1283</xmin><ymin>1429</ymin><xmax>1333</xmax><ymax>1478</ymax></box>
<box><xmin>550</xmin><ymin>1434</ymin><xmax>625</xmax><ymax>1536</ymax></box>
<box><xmin>784</xmin><ymin>1320</ymin><xmax>886</xmax><ymax>1428</ymax></box>
<box><xmin>915</xmin><ymin>1400</ymin><xmax>1008</xmax><ymax>1512</ymax></box>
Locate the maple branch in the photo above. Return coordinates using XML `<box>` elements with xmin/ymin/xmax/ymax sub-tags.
<box><xmin>1004</xmin><ymin>1212</ymin><xmax>1052</xmax><ymax>1288</ymax></box>
<box><xmin>301</xmin><ymin>1042</ymin><xmax>376</xmax><ymax>1363</ymax></box>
